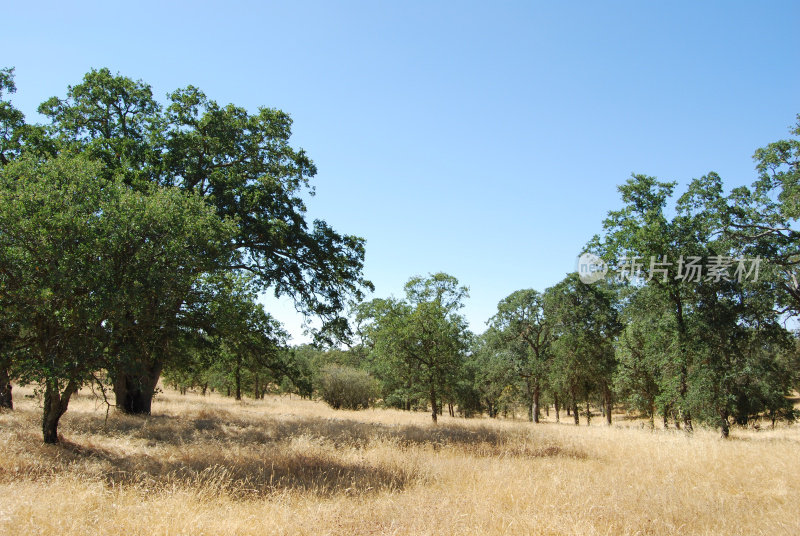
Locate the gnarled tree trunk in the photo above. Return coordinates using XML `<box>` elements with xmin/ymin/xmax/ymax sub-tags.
<box><xmin>719</xmin><ymin>409</ymin><xmax>730</xmax><ymax>439</ymax></box>
<box><xmin>683</xmin><ymin>410</ymin><xmax>693</xmax><ymax>433</ymax></box>
<box><xmin>42</xmin><ymin>378</ymin><xmax>78</xmax><ymax>443</ymax></box>
<box><xmin>430</xmin><ymin>387</ymin><xmax>438</xmax><ymax>423</ymax></box>
<box><xmin>0</xmin><ymin>366</ymin><xmax>12</xmax><ymax>410</ymax></box>
<box><xmin>114</xmin><ymin>357</ymin><xmax>163</xmax><ymax>415</ymax></box>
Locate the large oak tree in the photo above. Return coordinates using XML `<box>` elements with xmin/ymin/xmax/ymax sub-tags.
<box><xmin>36</xmin><ymin>68</ymin><xmax>371</xmax><ymax>413</ymax></box>
<box><xmin>0</xmin><ymin>154</ymin><xmax>234</xmax><ymax>441</ymax></box>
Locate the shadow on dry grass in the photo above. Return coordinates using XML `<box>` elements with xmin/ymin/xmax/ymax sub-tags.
<box><xmin>56</xmin><ymin>439</ymin><xmax>411</xmax><ymax>498</ymax></box>
<box><xmin>1</xmin><ymin>405</ymin><xmax>586</xmax><ymax>498</ymax></box>
<box><xmin>61</xmin><ymin>407</ymin><xmax>587</xmax><ymax>458</ymax></box>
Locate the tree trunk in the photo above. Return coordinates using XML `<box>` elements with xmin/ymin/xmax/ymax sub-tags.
<box><xmin>42</xmin><ymin>378</ymin><xmax>78</xmax><ymax>444</ymax></box>
<box><xmin>683</xmin><ymin>410</ymin><xmax>693</xmax><ymax>433</ymax></box>
<box><xmin>532</xmin><ymin>382</ymin><xmax>541</xmax><ymax>424</ymax></box>
<box><xmin>572</xmin><ymin>390</ymin><xmax>579</xmax><ymax>426</ymax></box>
<box><xmin>448</xmin><ymin>402</ymin><xmax>454</xmax><ymax>417</ymax></box>
<box><xmin>254</xmin><ymin>374</ymin><xmax>259</xmax><ymax>400</ymax></box>
<box><xmin>235</xmin><ymin>356</ymin><xmax>242</xmax><ymax>401</ymax></box>
<box><xmin>0</xmin><ymin>366</ymin><xmax>12</xmax><ymax>410</ymax></box>
<box><xmin>586</xmin><ymin>399</ymin><xmax>591</xmax><ymax>426</ymax></box>
<box><xmin>673</xmin><ymin>294</ymin><xmax>693</xmax><ymax>433</ymax></box>
<box><xmin>720</xmin><ymin>410</ymin><xmax>730</xmax><ymax>439</ymax></box>
<box><xmin>605</xmin><ymin>388</ymin><xmax>612</xmax><ymax>426</ymax></box>
<box><xmin>114</xmin><ymin>357</ymin><xmax>163</xmax><ymax>415</ymax></box>
<box><xmin>202</xmin><ymin>383</ymin><xmax>208</xmax><ymax>396</ymax></box>
<box><xmin>430</xmin><ymin>387</ymin><xmax>438</xmax><ymax>423</ymax></box>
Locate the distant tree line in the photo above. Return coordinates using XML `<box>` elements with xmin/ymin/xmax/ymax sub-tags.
<box><xmin>275</xmin><ymin>119</ymin><xmax>800</xmax><ymax>439</ymax></box>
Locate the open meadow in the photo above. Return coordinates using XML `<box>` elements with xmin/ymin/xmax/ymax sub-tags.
<box><xmin>1</xmin><ymin>386</ymin><xmax>798</xmax><ymax>536</ymax></box>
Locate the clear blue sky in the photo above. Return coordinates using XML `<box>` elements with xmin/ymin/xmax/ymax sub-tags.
<box><xmin>5</xmin><ymin>1</ymin><xmax>799</xmax><ymax>342</ymax></box>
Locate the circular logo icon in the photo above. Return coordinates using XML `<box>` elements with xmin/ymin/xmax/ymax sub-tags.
<box><xmin>576</xmin><ymin>252</ymin><xmax>608</xmax><ymax>284</ymax></box>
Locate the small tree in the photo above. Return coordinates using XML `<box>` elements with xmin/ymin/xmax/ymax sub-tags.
<box><xmin>357</xmin><ymin>273</ymin><xmax>470</xmax><ymax>422</ymax></box>
<box><xmin>317</xmin><ymin>365</ymin><xmax>379</xmax><ymax>410</ymax></box>
<box><xmin>545</xmin><ymin>275</ymin><xmax>621</xmax><ymax>426</ymax></box>
<box><xmin>466</xmin><ymin>330</ymin><xmax>519</xmax><ymax>418</ymax></box>
<box><xmin>613</xmin><ymin>286</ymin><xmax>675</xmax><ymax>428</ymax></box>
<box><xmin>488</xmin><ymin>289</ymin><xmax>552</xmax><ymax>423</ymax></box>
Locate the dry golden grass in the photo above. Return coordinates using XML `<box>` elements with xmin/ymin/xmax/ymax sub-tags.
<box><xmin>1</xmin><ymin>385</ymin><xmax>799</xmax><ymax>535</ymax></box>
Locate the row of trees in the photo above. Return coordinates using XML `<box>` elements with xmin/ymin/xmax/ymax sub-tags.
<box><xmin>0</xmin><ymin>67</ymin><xmax>370</xmax><ymax>442</ymax></box>
<box><xmin>270</xmin><ymin>119</ymin><xmax>800</xmax><ymax>437</ymax></box>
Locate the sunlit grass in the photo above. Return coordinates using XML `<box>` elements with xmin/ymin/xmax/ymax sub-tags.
<box><xmin>1</xmin><ymin>385</ymin><xmax>798</xmax><ymax>535</ymax></box>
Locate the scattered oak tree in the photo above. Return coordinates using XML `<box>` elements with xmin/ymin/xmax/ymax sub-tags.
<box><xmin>35</xmin><ymin>68</ymin><xmax>371</xmax><ymax>413</ymax></box>
<box><xmin>0</xmin><ymin>154</ymin><xmax>233</xmax><ymax>442</ymax></box>
<box><xmin>545</xmin><ymin>275</ymin><xmax>621</xmax><ymax>426</ymax></box>
<box><xmin>357</xmin><ymin>273</ymin><xmax>470</xmax><ymax>422</ymax></box>
<box><xmin>488</xmin><ymin>289</ymin><xmax>552</xmax><ymax>423</ymax></box>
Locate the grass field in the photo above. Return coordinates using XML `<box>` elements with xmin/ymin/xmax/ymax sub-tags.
<box><xmin>1</xmin><ymin>385</ymin><xmax>798</xmax><ymax>535</ymax></box>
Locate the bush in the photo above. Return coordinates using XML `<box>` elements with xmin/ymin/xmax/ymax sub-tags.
<box><xmin>317</xmin><ymin>365</ymin><xmax>379</xmax><ymax>410</ymax></box>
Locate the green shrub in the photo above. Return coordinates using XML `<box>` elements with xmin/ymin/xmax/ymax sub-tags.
<box><xmin>317</xmin><ymin>365</ymin><xmax>379</xmax><ymax>410</ymax></box>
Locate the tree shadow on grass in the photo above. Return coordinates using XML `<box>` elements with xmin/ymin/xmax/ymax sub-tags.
<box><xmin>4</xmin><ymin>406</ymin><xmax>588</xmax><ymax>499</ymax></box>
<box><xmin>62</xmin><ymin>408</ymin><xmax>588</xmax><ymax>459</ymax></box>
<box><xmin>55</xmin><ymin>438</ymin><xmax>412</xmax><ymax>498</ymax></box>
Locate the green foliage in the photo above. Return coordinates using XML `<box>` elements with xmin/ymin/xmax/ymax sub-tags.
<box><xmin>594</xmin><ymin>163</ymin><xmax>799</xmax><ymax>435</ymax></box>
<box><xmin>488</xmin><ymin>289</ymin><xmax>552</xmax><ymax>421</ymax></box>
<box><xmin>357</xmin><ymin>273</ymin><xmax>470</xmax><ymax>421</ymax></box>
<box><xmin>720</xmin><ymin>116</ymin><xmax>800</xmax><ymax>317</ymax></box>
<box><xmin>0</xmin><ymin>67</ymin><xmax>26</xmax><ymax>165</ymax></box>
<box><xmin>317</xmin><ymin>365</ymin><xmax>379</xmax><ymax>410</ymax></box>
<box><xmin>37</xmin><ymin>68</ymin><xmax>372</xmax><ymax>342</ymax></box>
<box><xmin>1</xmin><ymin>66</ymin><xmax>371</xmax><ymax>425</ymax></box>
<box><xmin>545</xmin><ymin>275</ymin><xmax>621</xmax><ymax>423</ymax></box>
<box><xmin>38</xmin><ymin>67</ymin><xmax>161</xmax><ymax>185</ymax></box>
<box><xmin>463</xmin><ymin>331</ymin><xmax>519</xmax><ymax>418</ymax></box>
<box><xmin>0</xmin><ymin>155</ymin><xmax>111</xmax><ymax>388</ymax></box>
<box><xmin>0</xmin><ymin>152</ymin><xmax>235</xmax><ymax>439</ymax></box>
